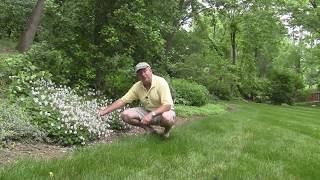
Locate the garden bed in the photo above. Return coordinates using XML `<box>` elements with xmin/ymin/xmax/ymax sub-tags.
<box><xmin>0</xmin><ymin>116</ymin><xmax>200</xmax><ymax>167</ymax></box>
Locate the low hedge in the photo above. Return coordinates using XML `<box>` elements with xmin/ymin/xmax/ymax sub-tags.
<box><xmin>171</xmin><ymin>78</ymin><xmax>210</xmax><ymax>106</ymax></box>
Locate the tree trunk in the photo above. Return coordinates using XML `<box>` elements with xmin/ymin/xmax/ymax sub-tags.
<box><xmin>164</xmin><ymin>32</ymin><xmax>176</xmax><ymax>53</ymax></box>
<box><xmin>230</xmin><ymin>31</ymin><xmax>236</xmax><ymax>64</ymax></box>
<box><xmin>255</xmin><ymin>48</ymin><xmax>267</xmax><ymax>78</ymax></box>
<box><xmin>16</xmin><ymin>0</ymin><xmax>45</xmax><ymax>52</ymax></box>
<box><xmin>93</xmin><ymin>0</ymin><xmax>107</xmax><ymax>90</ymax></box>
<box><xmin>93</xmin><ymin>0</ymin><xmax>116</xmax><ymax>90</ymax></box>
<box><xmin>164</xmin><ymin>0</ymin><xmax>186</xmax><ymax>54</ymax></box>
<box><xmin>310</xmin><ymin>0</ymin><xmax>317</xmax><ymax>8</ymax></box>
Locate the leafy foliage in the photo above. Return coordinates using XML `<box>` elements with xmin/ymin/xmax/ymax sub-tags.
<box><xmin>269</xmin><ymin>68</ymin><xmax>304</xmax><ymax>105</ymax></box>
<box><xmin>1</xmin><ymin>53</ymin><xmax>130</xmax><ymax>146</ymax></box>
<box><xmin>0</xmin><ymin>0</ymin><xmax>35</xmax><ymax>39</ymax></box>
<box><xmin>175</xmin><ymin>51</ymin><xmax>236</xmax><ymax>100</ymax></box>
<box><xmin>23</xmin><ymin>42</ymin><xmax>71</xmax><ymax>85</ymax></box>
<box><xmin>36</xmin><ymin>0</ymin><xmax>165</xmax><ymax>97</ymax></box>
<box><xmin>27</xmin><ymin>78</ymin><xmax>126</xmax><ymax>145</ymax></box>
<box><xmin>0</xmin><ymin>98</ymin><xmax>44</xmax><ymax>147</ymax></box>
<box><xmin>171</xmin><ymin>78</ymin><xmax>210</xmax><ymax>106</ymax></box>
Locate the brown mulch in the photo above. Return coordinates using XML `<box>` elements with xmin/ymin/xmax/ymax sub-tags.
<box><xmin>0</xmin><ymin>48</ymin><xmax>15</xmax><ymax>53</ymax></box>
<box><xmin>0</xmin><ymin>116</ymin><xmax>200</xmax><ymax>167</ymax></box>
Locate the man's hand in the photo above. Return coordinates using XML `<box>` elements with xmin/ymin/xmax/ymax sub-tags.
<box><xmin>141</xmin><ymin>113</ymin><xmax>153</xmax><ymax>125</ymax></box>
<box><xmin>98</xmin><ymin>108</ymin><xmax>107</xmax><ymax>117</ymax></box>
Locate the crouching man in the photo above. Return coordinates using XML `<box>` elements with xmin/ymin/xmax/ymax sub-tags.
<box><xmin>99</xmin><ymin>62</ymin><xmax>176</xmax><ymax>138</ymax></box>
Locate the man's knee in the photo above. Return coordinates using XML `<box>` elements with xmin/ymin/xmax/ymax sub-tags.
<box><xmin>161</xmin><ymin>111</ymin><xmax>175</xmax><ymax>125</ymax></box>
<box><xmin>121</xmin><ymin>110</ymin><xmax>131</xmax><ymax>122</ymax></box>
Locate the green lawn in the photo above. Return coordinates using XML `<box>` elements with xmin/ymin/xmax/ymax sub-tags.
<box><xmin>1</xmin><ymin>102</ymin><xmax>319</xmax><ymax>180</ymax></box>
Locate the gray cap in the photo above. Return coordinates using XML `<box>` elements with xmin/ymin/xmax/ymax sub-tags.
<box><xmin>135</xmin><ymin>62</ymin><xmax>150</xmax><ymax>73</ymax></box>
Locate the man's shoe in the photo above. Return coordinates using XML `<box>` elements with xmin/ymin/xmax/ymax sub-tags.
<box><xmin>143</xmin><ymin>125</ymin><xmax>157</xmax><ymax>134</ymax></box>
<box><xmin>162</xmin><ymin>131</ymin><xmax>170</xmax><ymax>138</ymax></box>
<box><xmin>162</xmin><ymin>125</ymin><xmax>174</xmax><ymax>138</ymax></box>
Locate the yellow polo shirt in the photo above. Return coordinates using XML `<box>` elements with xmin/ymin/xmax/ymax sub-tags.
<box><xmin>120</xmin><ymin>75</ymin><xmax>174</xmax><ymax>111</ymax></box>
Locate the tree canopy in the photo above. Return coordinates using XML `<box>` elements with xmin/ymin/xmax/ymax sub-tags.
<box><xmin>2</xmin><ymin>0</ymin><xmax>319</xmax><ymax>101</ymax></box>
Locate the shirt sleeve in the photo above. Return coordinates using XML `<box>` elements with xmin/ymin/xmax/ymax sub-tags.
<box><xmin>120</xmin><ymin>83</ymin><xmax>138</xmax><ymax>103</ymax></box>
<box><xmin>159</xmin><ymin>79</ymin><xmax>174</xmax><ymax>106</ymax></box>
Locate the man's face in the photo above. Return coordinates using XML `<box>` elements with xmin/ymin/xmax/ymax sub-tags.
<box><xmin>137</xmin><ymin>67</ymin><xmax>152</xmax><ymax>83</ymax></box>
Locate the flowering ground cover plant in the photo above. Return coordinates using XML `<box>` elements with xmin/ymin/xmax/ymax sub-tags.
<box><xmin>27</xmin><ymin>78</ymin><xmax>128</xmax><ymax>145</ymax></box>
<box><xmin>3</xmin><ymin>54</ymin><xmax>129</xmax><ymax>146</ymax></box>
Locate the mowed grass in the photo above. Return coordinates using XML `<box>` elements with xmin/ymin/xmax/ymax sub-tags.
<box><xmin>1</xmin><ymin>102</ymin><xmax>320</xmax><ymax>180</ymax></box>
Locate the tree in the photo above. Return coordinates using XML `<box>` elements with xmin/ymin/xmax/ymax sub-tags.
<box><xmin>205</xmin><ymin>0</ymin><xmax>248</xmax><ymax>64</ymax></box>
<box><xmin>239</xmin><ymin>4</ymin><xmax>285</xmax><ymax>78</ymax></box>
<box><xmin>286</xmin><ymin>0</ymin><xmax>320</xmax><ymax>40</ymax></box>
<box><xmin>16</xmin><ymin>0</ymin><xmax>45</xmax><ymax>52</ymax></box>
<box><xmin>0</xmin><ymin>0</ymin><xmax>35</xmax><ymax>39</ymax></box>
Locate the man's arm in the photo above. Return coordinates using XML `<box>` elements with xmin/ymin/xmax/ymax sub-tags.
<box><xmin>151</xmin><ymin>104</ymin><xmax>171</xmax><ymax>116</ymax></box>
<box><xmin>99</xmin><ymin>99</ymin><xmax>126</xmax><ymax>116</ymax></box>
<box><xmin>141</xmin><ymin>104</ymin><xmax>171</xmax><ymax>124</ymax></box>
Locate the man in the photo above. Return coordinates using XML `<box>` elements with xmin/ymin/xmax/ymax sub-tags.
<box><xmin>99</xmin><ymin>62</ymin><xmax>176</xmax><ymax>138</ymax></box>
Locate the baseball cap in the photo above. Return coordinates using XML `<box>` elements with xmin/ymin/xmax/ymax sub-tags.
<box><xmin>135</xmin><ymin>62</ymin><xmax>150</xmax><ymax>73</ymax></box>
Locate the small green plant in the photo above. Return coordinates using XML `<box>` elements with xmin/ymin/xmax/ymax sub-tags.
<box><xmin>171</xmin><ymin>78</ymin><xmax>210</xmax><ymax>106</ymax></box>
<box><xmin>0</xmin><ymin>99</ymin><xmax>44</xmax><ymax>147</ymax></box>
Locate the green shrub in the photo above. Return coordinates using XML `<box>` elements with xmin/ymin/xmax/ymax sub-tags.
<box><xmin>171</xmin><ymin>78</ymin><xmax>210</xmax><ymax>106</ymax></box>
<box><xmin>238</xmin><ymin>78</ymin><xmax>272</xmax><ymax>103</ymax></box>
<box><xmin>24</xmin><ymin>42</ymin><xmax>71</xmax><ymax>85</ymax></box>
<box><xmin>295</xmin><ymin>88</ymin><xmax>315</xmax><ymax>102</ymax></box>
<box><xmin>174</xmin><ymin>53</ymin><xmax>237</xmax><ymax>100</ymax></box>
<box><xmin>0</xmin><ymin>0</ymin><xmax>35</xmax><ymax>39</ymax></box>
<box><xmin>253</xmin><ymin>78</ymin><xmax>272</xmax><ymax>103</ymax></box>
<box><xmin>0</xmin><ymin>53</ymin><xmax>52</xmax><ymax>103</ymax></box>
<box><xmin>0</xmin><ymin>53</ymin><xmax>23</xmax><ymax>86</ymax></box>
<box><xmin>269</xmin><ymin>69</ymin><xmax>304</xmax><ymax>105</ymax></box>
<box><xmin>0</xmin><ymin>99</ymin><xmax>44</xmax><ymax>147</ymax></box>
<box><xmin>24</xmin><ymin>43</ymin><xmax>135</xmax><ymax>98</ymax></box>
<box><xmin>209</xmin><ymin>82</ymin><xmax>232</xmax><ymax>100</ymax></box>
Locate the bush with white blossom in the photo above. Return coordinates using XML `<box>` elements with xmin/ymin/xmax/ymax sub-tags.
<box><xmin>4</xmin><ymin>55</ymin><xmax>129</xmax><ymax>145</ymax></box>
<box><xmin>28</xmin><ymin>78</ymin><xmax>129</xmax><ymax>145</ymax></box>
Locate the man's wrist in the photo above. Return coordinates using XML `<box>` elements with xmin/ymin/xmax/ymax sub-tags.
<box><xmin>100</xmin><ymin>108</ymin><xmax>108</xmax><ymax>116</ymax></box>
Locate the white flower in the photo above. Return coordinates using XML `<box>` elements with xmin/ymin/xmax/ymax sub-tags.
<box><xmin>33</xmin><ymin>97</ymin><xmax>39</xmax><ymax>103</ymax></box>
<box><xmin>28</xmin><ymin>78</ymin><xmax>129</xmax><ymax>143</ymax></box>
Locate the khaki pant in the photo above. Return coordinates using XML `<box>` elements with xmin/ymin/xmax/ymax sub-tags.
<box><xmin>121</xmin><ymin>107</ymin><xmax>176</xmax><ymax>126</ymax></box>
